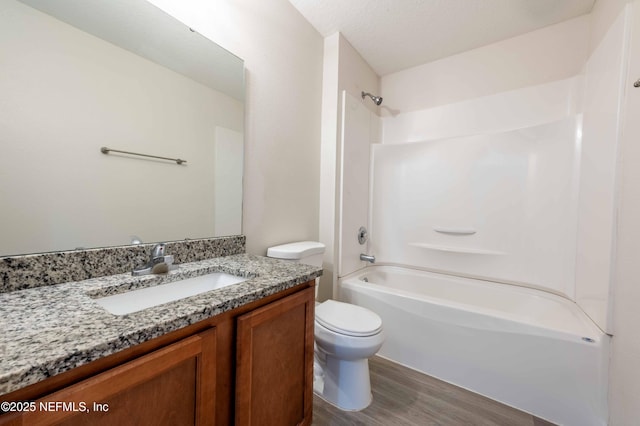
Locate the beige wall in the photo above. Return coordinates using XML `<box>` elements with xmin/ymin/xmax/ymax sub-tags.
<box><xmin>318</xmin><ymin>34</ymin><xmax>341</xmax><ymax>301</ymax></box>
<box><xmin>149</xmin><ymin>0</ymin><xmax>324</xmax><ymax>256</ymax></box>
<box><xmin>590</xmin><ymin>0</ymin><xmax>630</xmax><ymax>50</ymax></box>
<box><xmin>337</xmin><ymin>36</ymin><xmax>381</xmax><ymax>115</ymax></box>
<box><xmin>380</xmin><ymin>15</ymin><xmax>590</xmax><ymax>114</ymax></box>
<box><xmin>319</xmin><ymin>33</ymin><xmax>379</xmax><ymax>300</ymax></box>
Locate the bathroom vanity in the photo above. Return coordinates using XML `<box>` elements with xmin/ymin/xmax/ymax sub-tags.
<box><xmin>0</xmin><ymin>247</ymin><xmax>321</xmax><ymax>426</ymax></box>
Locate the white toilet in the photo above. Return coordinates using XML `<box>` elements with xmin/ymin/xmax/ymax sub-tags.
<box><xmin>267</xmin><ymin>241</ymin><xmax>385</xmax><ymax>411</ymax></box>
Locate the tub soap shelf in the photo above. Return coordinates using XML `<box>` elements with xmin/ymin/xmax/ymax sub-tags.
<box><xmin>433</xmin><ymin>227</ymin><xmax>476</xmax><ymax>235</ymax></box>
<box><xmin>409</xmin><ymin>242</ymin><xmax>505</xmax><ymax>255</ymax></box>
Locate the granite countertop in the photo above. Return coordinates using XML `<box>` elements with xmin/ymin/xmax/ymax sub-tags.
<box><xmin>0</xmin><ymin>254</ymin><xmax>322</xmax><ymax>396</ymax></box>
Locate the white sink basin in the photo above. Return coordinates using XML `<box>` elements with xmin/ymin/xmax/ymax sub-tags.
<box><xmin>94</xmin><ymin>272</ymin><xmax>248</xmax><ymax>315</ymax></box>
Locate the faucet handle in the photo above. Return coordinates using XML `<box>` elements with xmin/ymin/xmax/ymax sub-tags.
<box><xmin>150</xmin><ymin>243</ymin><xmax>166</xmax><ymax>259</ymax></box>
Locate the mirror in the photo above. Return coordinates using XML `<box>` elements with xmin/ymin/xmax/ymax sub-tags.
<box><xmin>0</xmin><ymin>0</ymin><xmax>245</xmax><ymax>256</ymax></box>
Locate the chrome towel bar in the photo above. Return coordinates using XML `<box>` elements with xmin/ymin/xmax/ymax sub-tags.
<box><xmin>100</xmin><ymin>147</ymin><xmax>187</xmax><ymax>165</ymax></box>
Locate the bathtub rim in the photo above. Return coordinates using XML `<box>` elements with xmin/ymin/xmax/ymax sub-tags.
<box><xmin>339</xmin><ymin>264</ymin><xmax>606</xmax><ymax>341</ymax></box>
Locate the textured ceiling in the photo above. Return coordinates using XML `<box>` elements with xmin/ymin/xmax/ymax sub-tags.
<box><xmin>289</xmin><ymin>0</ymin><xmax>596</xmax><ymax>76</ymax></box>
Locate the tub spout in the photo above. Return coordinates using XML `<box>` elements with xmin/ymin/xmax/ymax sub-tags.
<box><xmin>360</xmin><ymin>253</ymin><xmax>375</xmax><ymax>263</ymax></box>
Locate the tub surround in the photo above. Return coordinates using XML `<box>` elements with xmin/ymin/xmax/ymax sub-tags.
<box><xmin>0</xmin><ymin>235</ymin><xmax>246</xmax><ymax>293</ymax></box>
<box><xmin>0</xmin><ymin>253</ymin><xmax>322</xmax><ymax>396</ymax></box>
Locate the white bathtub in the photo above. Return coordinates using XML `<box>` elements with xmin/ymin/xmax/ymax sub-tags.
<box><xmin>339</xmin><ymin>266</ymin><xmax>609</xmax><ymax>426</ymax></box>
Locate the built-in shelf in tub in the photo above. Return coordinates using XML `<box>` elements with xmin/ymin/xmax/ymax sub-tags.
<box><xmin>409</xmin><ymin>242</ymin><xmax>505</xmax><ymax>255</ymax></box>
<box><xmin>433</xmin><ymin>227</ymin><xmax>477</xmax><ymax>235</ymax></box>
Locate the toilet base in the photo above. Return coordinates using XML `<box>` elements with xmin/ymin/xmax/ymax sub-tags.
<box><xmin>313</xmin><ymin>353</ymin><xmax>373</xmax><ymax>411</ymax></box>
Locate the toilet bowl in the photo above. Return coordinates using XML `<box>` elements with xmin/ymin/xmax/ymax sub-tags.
<box><xmin>266</xmin><ymin>241</ymin><xmax>385</xmax><ymax>411</ymax></box>
<box><xmin>314</xmin><ymin>299</ymin><xmax>384</xmax><ymax>410</ymax></box>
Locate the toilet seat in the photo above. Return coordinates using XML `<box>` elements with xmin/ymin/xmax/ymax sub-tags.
<box><xmin>315</xmin><ymin>300</ymin><xmax>382</xmax><ymax>337</ymax></box>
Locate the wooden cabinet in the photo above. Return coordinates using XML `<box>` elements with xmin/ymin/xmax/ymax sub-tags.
<box><xmin>3</xmin><ymin>329</ymin><xmax>217</xmax><ymax>426</ymax></box>
<box><xmin>235</xmin><ymin>287</ymin><xmax>314</xmax><ymax>426</ymax></box>
<box><xmin>0</xmin><ymin>281</ymin><xmax>315</xmax><ymax>426</ymax></box>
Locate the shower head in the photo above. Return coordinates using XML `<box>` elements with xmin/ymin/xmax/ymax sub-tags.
<box><xmin>362</xmin><ymin>91</ymin><xmax>383</xmax><ymax>106</ymax></box>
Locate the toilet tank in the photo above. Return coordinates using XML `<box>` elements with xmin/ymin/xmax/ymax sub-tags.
<box><xmin>266</xmin><ymin>241</ymin><xmax>325</xmax><ymax>267</ymax></box>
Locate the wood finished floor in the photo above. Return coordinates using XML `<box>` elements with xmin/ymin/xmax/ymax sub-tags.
<box><xmin>312</xmin><ymin>356</ymin><xmax>556</xmax><ymax>426</ymax></box>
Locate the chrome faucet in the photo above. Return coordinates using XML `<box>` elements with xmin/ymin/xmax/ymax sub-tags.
<box><xmin>132</xmin><ymin>243</ymin><xmax>176</xmax><ymax>276</ymax></box>
<box><xmin>360</xmin><ymin>253</ymin><xmax>375</xmax><ymax>263</ymax></box>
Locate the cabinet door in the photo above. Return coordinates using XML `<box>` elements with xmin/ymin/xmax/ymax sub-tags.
<box><xmin>15</xmin><ymin>328</ymin><xmax>217</xmax><ymax>426</ymax></box>
<box><xmin>235</xmin><ymin>286</ymin><xmax>314</xmax><ymax>426</ymax></box>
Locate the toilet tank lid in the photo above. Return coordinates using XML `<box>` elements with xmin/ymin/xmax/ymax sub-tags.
<box><xmin>266</xmin><ymin>241</ymin><xmax>325</xmax><ymax>260</ymax></box>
